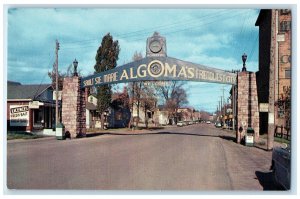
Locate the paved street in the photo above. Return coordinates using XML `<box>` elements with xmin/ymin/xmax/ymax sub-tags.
<box><xmin>7</xmin><ymin>124</ymin><xmax>277</xmax><ymax>190</ymax></box>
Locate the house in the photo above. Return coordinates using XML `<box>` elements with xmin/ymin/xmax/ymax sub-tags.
<box><xmin>86</xmin><ymin>95</ymin><xmax>101</xmax><ymax>129</ymax></box>
<box><xmin>7</xmin><ymin>81</ymin><xmax>56</xmax><ymax>135</ymax></box>
<box><xmin>177</xmin><ymin>107</ymin><xmax>195</xmax><ymax>121</ymax></box>
<box><xmin>131</xmin><ymin>98</ymin><xmax>156</xmax><ymax>127</ymax></box>
<box><xmin>107</xmin><ymin>91</ymin><xmax>131</xmax><ymax>128</ymax></box>
<box><xmin>86</xmin><ymin>88</ymin><xmax>131</xmax><ymax>129</ymax></box>
<box><xmin>154</xmin><ymin>105</ymin><xmax>169</xmax><ymax>126</ymax></box>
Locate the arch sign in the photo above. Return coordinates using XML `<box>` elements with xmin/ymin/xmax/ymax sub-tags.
<box><xmin>81</xmin><ymin>32</ymin><xmax>237</xmax><ymax>88</ymax></box>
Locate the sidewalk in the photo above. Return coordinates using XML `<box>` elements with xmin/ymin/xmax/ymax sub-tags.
<box><xmin>221</xmin><ymin>128</ymin><xmax>287</xmax><ymax>151</ymax></box>
<box><xmin>254</xmin><ymin>136</ymin><xmax>287</xmax><ymax>151</ymax></box>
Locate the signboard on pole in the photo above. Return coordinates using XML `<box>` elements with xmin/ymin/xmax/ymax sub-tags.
<box><xmin>10</xmin><ymin>105</ymin><xmax>29</xmax><ymax>126</ymax></box>
<box><xmin>53</xmin><ymin>91</ymin><xmax>62</xmax><ymax>100</ymax></box>
<box><xmin>268</xmin><ymin>113</ymin><xmax>274</xmax><ymax>124</ymax></box>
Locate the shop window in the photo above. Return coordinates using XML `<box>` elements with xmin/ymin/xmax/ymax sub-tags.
<box><xmin>280</xmin><ymin>21</ymin><xmax>291</xmax><ymax>32</ymax></box>
<box><xmin>280</xmin><ymin>9</ymin><xmax>291</xmax><ymax>15</ymax></box>
<box><xmin>278</xmin><ymin>108</ymin><xmax>285</xmax><ymax>118</ymax></box>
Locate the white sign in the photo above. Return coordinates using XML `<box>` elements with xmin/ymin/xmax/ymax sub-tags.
<box><xmin>259</xmin><ymin>103</ymin><xmax>269</xmax><ymax>112</ymax></box>
<box><xmin>246</xmin><ymin>135</ymin><xmax>254</xmax><ymax>143</ymax></box>
<box><xmin>268</xmin><ymin>113</ymin><xmax>274</xmax><ymax>124</ymax></box>
<box><xmin>29</xmin><ymin>101</ymin><xmax>44</xmax><ymax>109</ymax></box>
<box><xmin>53</xmin><ymin>91</ymin><xmax>62</xmax><ymax>100</ymax></box>
<box><xmin>10</xmin><ymin>105</ymin><xmax>29</xmax><ymax>126</ymax></box>
<box><xmin>277</xmin><ymin>34</ymin><xmax>285</xmax><ymax>42</ymax></box>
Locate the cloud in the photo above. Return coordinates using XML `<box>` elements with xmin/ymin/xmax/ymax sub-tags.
<box><xmin>7</xmin><ymin>8</ymin><xmax>260</xmax><ymax>112</ymax></box>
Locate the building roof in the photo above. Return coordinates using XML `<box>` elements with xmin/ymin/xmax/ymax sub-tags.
<box><xmin>255</xmin><ymin>9</ymin><xmax>270</xmax><ymax>26</ymax></box>
<box><xmin>178</xmin><ymin>106</ymin><xmax>195</xmax><ymax>111</ymax></box>
<box><xmin>7</xmin><ymin>81</ymin><xmax>52</xmax><ymax>100</ymax></box>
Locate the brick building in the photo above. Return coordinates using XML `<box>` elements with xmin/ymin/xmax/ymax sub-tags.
<box><xmin>255</xmin><ymin>9</ymin><xmax>291</xmax><ymax>135</ymax></box>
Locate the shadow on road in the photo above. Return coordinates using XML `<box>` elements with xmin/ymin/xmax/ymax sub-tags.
<box><xmin>255</xmin><ymin>171</ymin><xmax>284</xmax><ymax>191</ymax></box>
<box><xmin>86</xmin><ymin>131</ymin><xmax>236</xmax><ymax>142</ymax></box>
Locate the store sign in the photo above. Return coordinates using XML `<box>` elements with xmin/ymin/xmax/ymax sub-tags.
<box><xmin>29</xmin><ymin>101</ymin><xmax>43</xmax><ymax>109</ymax></box>
<box><xmin>53</xmin><ymin>91</ymin><xmax>62</xmax><ymax>100</ymax></box>
<box><xmin>10</xmin><ymin>105</ymin><xmax>29</xmax><ymax>126</ymax></box>
<box><xmin>259</xmin><ymin>103</ymin><xmax>269</xmax><ymax>112</ymax></box>
<box><xmin>81</xmin><ymin>57</ymin><xmax>237</xmax><ymax>88</ymax></box>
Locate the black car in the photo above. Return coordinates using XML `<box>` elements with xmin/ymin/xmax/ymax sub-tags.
<box><xmin>271</xmin><ymin>144</ymin><xmax>291</xmax><ymax>190</ymax></box>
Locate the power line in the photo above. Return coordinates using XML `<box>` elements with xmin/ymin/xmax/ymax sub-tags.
<box><xmin>60</xmin><ymin>10</ymin><xmax>245</xmax><ymax>49</ymax></box>
<box><xmin>247</xmin><ymin>34</ymin><xmax>259</xmax><ymax>63</ymax></box>
<box><xmin>61</xmin><ymin>9</ymin><xmax>234</xmax><ymax>46</ymax></box>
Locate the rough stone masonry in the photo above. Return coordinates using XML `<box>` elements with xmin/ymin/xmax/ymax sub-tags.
<box><xmin>62</xmin><ymin>76</ymin><xmax>86</xmax><ymax>138</ymax></box>
<box><xmin>237</xmin><ymin>71</ymin><xmax>260</xmax><ymax>143</ymax></box>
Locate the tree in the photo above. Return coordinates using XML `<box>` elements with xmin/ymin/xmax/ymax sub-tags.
<box><xmin>127</xmin><ymin>51</ymin><xmax>143</xmax><ymax>128</ymax></box>
<box><xmin>48</xmin><ymin>63</ymin><xmax>78</xmax><ymax>90</ymax></box>
<box><xmin>156</xmin><ymin>81</ymin><xmax>188</xmax><ymax>124</ymax></box>
<box><xmin>110</xmin><ymin>86</ymin><xmax>130</xmax><ymax>110</ymax></box>
<box><xmin>200</xmin><ymin>110</ymin><xmax>210</xmax><ymax>121</ymax></box>
<box><xmin>94</xmin><ymin>33</ymin><xmax>120</xmax><ymax>129</ymax></box>
<box><xmin>48</xmin><ymin>63</ymin><xmax>64</xmax><ymax>90</ymax></box>
<box><xmin>140</xmin><ymin>83</ymin><xmax>157</xmax><ymax>128</ymax></box>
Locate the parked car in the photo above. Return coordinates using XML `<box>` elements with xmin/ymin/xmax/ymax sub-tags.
<box><xmin>177</xmin><ymin>121</ymin><xmax>184</xmax><ymax>127</ymax></box>
<box><xmin>188</xmin><ymin>121</ymin><xmax>193</xmax><ymax>125</ymax></box>
<box><xmin>215</xmin><ymin>122</ymin><xmax>222</xmax><ymax>128</ymax></box>
<box><xmin>271</xmin><ymin>144</ymin><xmax>291</xmax><ymax>190</ymax></box>
<box><xmin>206</xmin><ymin>121</ymin><xmax>211</xmax><ymax>124</ymax></box>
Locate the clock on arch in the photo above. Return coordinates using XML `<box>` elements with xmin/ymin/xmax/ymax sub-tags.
<box><xmin>146</xmin><ymin>32</ymin><xmax>167</xmax><ymax>57</ymax></box>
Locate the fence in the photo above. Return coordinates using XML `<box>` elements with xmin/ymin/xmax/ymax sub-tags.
<box><xmin>274</xmin><ymin>125</ymin><xmax>291</xmax><ymax>141</ymax></box>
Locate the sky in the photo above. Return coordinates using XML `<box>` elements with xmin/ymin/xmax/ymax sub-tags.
<box><xmin>7</xmin><ymin>7</ymin><xmax>260</xmax><ymax>113</ymax></box>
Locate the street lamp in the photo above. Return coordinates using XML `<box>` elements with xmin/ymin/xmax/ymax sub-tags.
<box><xmin>73</xmin><ymin>59</ymin><xmax>78</xmax><ymax>76</ymax></box>
<box><xmin>242</xmin><ymin>53</ymin><xmax>247</xmax><ymax>72</ymax></box>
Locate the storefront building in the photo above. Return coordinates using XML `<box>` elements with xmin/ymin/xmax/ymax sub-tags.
<box><xmin>7</xmin><ymin>81</ymin><xmax>57</xmax><ymax>134</ymax></box>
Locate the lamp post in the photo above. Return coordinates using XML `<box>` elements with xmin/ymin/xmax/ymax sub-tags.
<box><xmin>242</xmin><ymin>53</ymin><xmax>247</xmax><ymax>72</ymax></box>
<box><xmin>73</xmin><ymin>59</ymin><xmax>78</xmax><ymax>76</ymax></box>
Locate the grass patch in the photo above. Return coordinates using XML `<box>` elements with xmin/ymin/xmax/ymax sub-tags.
<box><xmin>259</xmin><ymin>134</ymin><xmax>290</xmax><ymax>144</ymax></box>
<box><xmin>274</xmin><ymin>137</ymin><xmax>290</xmax><ymax>144</ymax></box>
<box><xmin>7</xmin><ymin>131</ymin><xmax>44</xmax><ymax>140</ymax></box>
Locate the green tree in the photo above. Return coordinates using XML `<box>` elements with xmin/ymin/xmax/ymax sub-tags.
<box><xmin>94</xmin><ymin>33</ymin><xmax>120</xmax><ymax>129</ymax></box>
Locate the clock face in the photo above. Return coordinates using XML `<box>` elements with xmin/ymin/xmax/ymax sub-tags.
<box><xmin>149</xmin><ymin>40</ymin><xmax>162</xmax><ymax>53</ymax></box>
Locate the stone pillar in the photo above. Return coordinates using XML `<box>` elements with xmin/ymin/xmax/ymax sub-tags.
<box><xmin>237</xmin><ymin>71</ymin><xmax>260</xmax><ymax>143</ymax></box>
<box><xmin>62</xmin><ymin>76</ymin><xmax>86</xmax><ymax>138</ymax></box>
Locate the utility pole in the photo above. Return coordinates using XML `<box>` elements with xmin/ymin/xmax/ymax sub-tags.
<box><xmin>267</xmin><ymin>10</ymin><xmax>277</xmax><ymax>150</ymax></box>
<box><xmin>232</xmin><ymin>85</ymin><xmax>236</xmax><ymax>131</ymax></box>
<box><xmin>55</xmin><ymin>39</ymin><xmax>60</xmax><ymax>126</ymax></box>
<box><xmin>222</xmin><ymin>86</ymin><xmax>225</xmax><ymax>117</ymax></box>
<box><xmin>220</xmin><ymin>96</ymin><xmax>223</xmax><ymax>124</ymax></box>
